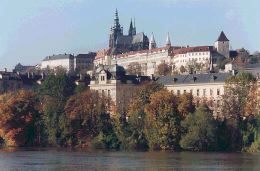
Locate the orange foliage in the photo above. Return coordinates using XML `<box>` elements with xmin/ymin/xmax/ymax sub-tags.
<box><xmin>0</xmin><ymin>90</ymin><xmax>40</xmax><ymax>147</ymax></box>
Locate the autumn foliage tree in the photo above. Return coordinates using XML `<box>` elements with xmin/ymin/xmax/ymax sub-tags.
<box><xmin>0</xmin><ymin>90</ymin><xmax>41</xmax><ymax>147</ymax></box>
<box><xmin>65</xmin><ymin>90</ymin><xmax>119</xmax><ymax>149</ymax></box>
<box><xmin>144</xmin><ymin>89</ymin><xmax>181</xmax><ymax>150</ymax></box>
<box><xmin>156</xmin><ymin>63</ymin><xmax>172</xmax><ymax>76</ymax></box>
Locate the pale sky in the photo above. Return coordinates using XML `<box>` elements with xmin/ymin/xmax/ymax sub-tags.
<box><xmin>0</xmin><ymin>0</ymin><xmax>259</xmax><ymax>70</ymax></box>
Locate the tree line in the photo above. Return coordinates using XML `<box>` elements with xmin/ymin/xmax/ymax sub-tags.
<box><xmin>0</xmin><ymin>72</ymin><xmax>259</xmax><ymax>152</ymax></box>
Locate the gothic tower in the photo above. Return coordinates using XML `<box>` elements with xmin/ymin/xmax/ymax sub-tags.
<box><xmin>109</xmin><ymin>9</ymin><xmax>123</xmax><ymax>48</ymax></box>
<box><xmin>128</xmin><ymin>19</ymin><xmax>137</xmax><ymax>36</ymax></box>
<box><xmin>214</xmin><ymin>31</ymin><xmax>230</xmax><ymax>58</ymax></box>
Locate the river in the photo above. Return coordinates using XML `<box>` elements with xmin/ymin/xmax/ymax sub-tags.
<box><xmin>0</xmin><ymin>148</ymin><xmax>259</xmax><ymax>171</ymax></box>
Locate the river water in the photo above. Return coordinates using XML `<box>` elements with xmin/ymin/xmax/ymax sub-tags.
<box><xmin>0</xmin><ymin>148</ymin><xmax>259</xmax><ymax>171</ymax></box>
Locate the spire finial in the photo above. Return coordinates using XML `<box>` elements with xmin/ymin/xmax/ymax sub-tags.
<box><xmin>166</xmin><ymin>32</ymin><xmax>171</xmax><ymax>46</ymax></box>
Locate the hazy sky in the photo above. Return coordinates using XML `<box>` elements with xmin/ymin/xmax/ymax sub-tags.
<box><xmin>0</xmin><ymin>0</ymin><xmax>259</xmax><ymax>70</ymax></box>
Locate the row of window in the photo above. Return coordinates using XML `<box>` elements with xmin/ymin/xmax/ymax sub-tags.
<box><xmin>176</xmin><ymin>52</ymin><xmax>209</xmax><ymax>58</ymax></box>
<box><xmin>174</xmin><ymin>88</ymin><xmax>221</xmax><ymax>97</ymax></box>
<box><xmin>175</xmin><ymin>57</ymin><xmax>209</xmax><ymax>63</ymax></box>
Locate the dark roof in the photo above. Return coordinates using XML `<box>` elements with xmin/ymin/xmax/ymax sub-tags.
<box><xmin>117</xmin><ymin>35</ymin><xmax>132</xmax><ymax>45</ymax></box>
<box><xmin>75</xmin><ymin>53</ymin><xmax>96</xmax><ymax>59</ymax></box>
<box><xmin>157</xmin><ymin>73</ymin><xmax>231</xmax><ymax>85</ymax></box>
<box><xmin>217</xmin><ymin>31</ymin><xmax>229</xmax><ymax>41</ymax></box>
<box><xmin>43</xmin><ymin>54</ymin><xmax>74</xmax><ymax>61</ymax></box>
<box><xmin>116</xmin><ymin>32</ymin><xmax>147</xmax><ymax>46</ymax></box>
<box><xmin>132</xmin><ymin>32</ymin><xmax>146</xmax><ymax>44</ymax></box>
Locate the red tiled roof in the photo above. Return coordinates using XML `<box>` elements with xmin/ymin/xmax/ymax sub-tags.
<box><xmin>95</xmin><ymin>48</ymin><xmax>112</xmax><ymax>59</ymax></box>
<box><xmin>172</xmin><ymin>46</ymin><xmax>214</xmax><ymax>55</ymax></box>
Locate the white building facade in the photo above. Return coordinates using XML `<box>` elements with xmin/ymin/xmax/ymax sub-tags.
<box><xmin>94</xmin><ymin>31</ymin><xmax>230</xmax><ymax>76</ymax></box>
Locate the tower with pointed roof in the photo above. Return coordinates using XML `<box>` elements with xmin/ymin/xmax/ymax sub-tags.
<box><xmin>128</xmin><ymin>19</ymin><xmax>136</xmax><ymax>36</ymax></box>
<box><xmin>108</xmin><ymin>9</ymin><xmax>149</xmax><ymax>54</ymax></box>
<box><xmin>165</xmin><ymin>32</ymin><xmax>171</xmax><ymax>47</ymax></box>
<box><xmin>214</xmin><ymin>31</ymin><xmax>230</xmax><ymax>58</ymax></box>
<box><xmin>109</xmin><ymin>9</ymin><xmax>123</xmax><ymax>49</ymax></box>
<box><xmin>149</xmin><ymin>33</ymin><xmax>156</xmax><ymax>50</ymax></box>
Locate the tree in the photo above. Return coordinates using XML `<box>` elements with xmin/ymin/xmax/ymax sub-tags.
<box><xmin>180</xmin><ymin>65</ymin><xmax>186</xmax><ymax>73</ymax></box>
<box><xmin>0</xmin><ymin>90</ymin><xmax>42</xmax><ymax>147</ymax></box>
<box><xmin>39</xmin><ymin>73</ymin><xmax>75</xmax><ymax>146</ymax></box>
<box><xmin>115</xmin><ymin>81</ymin><xmax>163</xmax><ymax>150</ymax></box>
<box><xmin>156</xmin><ymin>63</ymin><xmax>172</xmax><ymax>76</ymax></box>
<box><xmin>144</xmin><ymin>89</ymin><xmax>181</xmax><ymax>150</ymax></box>
<box><xmin>220</xmin><ymin>72</ymin><xmax>257</xmax><ymax>150</ymax></box>
<box><xmin>65</xmin><ymin>90</ymin><xmax>120</xmax><ymax>149</ymax></box>
<box><xmin>180</xmin><ymin>104</ymin><xmax>218</xmax><ymax>151</ymax></box>
<box><xmin>177</xmin><ymin>93</ymin><xmax>195</xmax><ymax>119</ymax></box>
<box><xmin>127</xmin><ymin>62</ymin><xmax>142</xmax><ymax>75</ymax></box>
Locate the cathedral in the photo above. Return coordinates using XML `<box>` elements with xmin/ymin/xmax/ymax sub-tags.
<box><xmin>109</xmin><ymin>9</ymin><xmax>149</xmax><ymax>54</ymax></box>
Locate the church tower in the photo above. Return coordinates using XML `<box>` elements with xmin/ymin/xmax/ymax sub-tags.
<box><xmin>128</xmin><ymin>19</ymin><xmax>136</xmax><ymax>36</ymax></box>
<box><xmin>165</xmin><ymin>32</ymin><xmax>171</xmax><ymax>47</ymax></box>
<box><xmin>109</xmin><ymin>9</ymin><xmax>123</xmax><ymax>49</ymax></box>
<box><xmin>214</xmin><ymin>31</ymin><xmax>230</xmax><ymax>58</ymax></box>
<box><xmin>149</xmin><ymin>33</ymin><xmax>157</xmax><ymax>50</ymax></box>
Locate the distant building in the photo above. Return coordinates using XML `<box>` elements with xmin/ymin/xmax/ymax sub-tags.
<box><xmin>41</xmin><ymin>54</ymin><xmax>74</xmax><ymax>72</ymax></box>
<box><xmin>157</xmin><ymin>72</ymin><xmax>232</xmax><ymax>115</ymax></box>
<box><xmin>14</xmin><ymin>63</ymin><xmax>35</xmax><ymax>74</ymax></box>
<box><xmin>89</xmin><ymin>64</ymin><xmax>150</xmax><ymax>114</ymax></box>
<box><xmin>74</xmin><ymin>53</ymin><xmax>96</xmax><ymax>72</ymax></box>
<box><xmin>41</xmin><ymin>52</ymin><xmax>96</xmax><ymax>73</ymax></box>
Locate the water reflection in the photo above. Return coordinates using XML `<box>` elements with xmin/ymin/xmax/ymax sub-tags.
<box><xmin>0</xmin><ymin>149</ymin><xmax>259</xmax><ymax>171</ymax></box>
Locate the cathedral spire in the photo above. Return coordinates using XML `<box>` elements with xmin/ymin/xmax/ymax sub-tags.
<box><xmin>128</xmin><ymin>19</ymin><xmax>134</xmax><ymax>36</ymax></box>
<box><xmin>165</xmin><ymin>32</ymin><xmax>171</xmax><ymax>47</ymax></box>
<box><xmin>114</xmin><ymin>9</ymin><xmax>120</xmax><ymax>28</ymax></box>
<box><xmin>149</xmin><ymin>33</ymin><xmax>157</xmax><ymax>50</ymax></box>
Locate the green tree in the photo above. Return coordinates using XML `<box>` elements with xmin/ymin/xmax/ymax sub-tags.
<box><xmin>180</xmin><ymin>104</ymin><xmax>217</xmax><ymax>151</ymax></box>
<box><xmin>221</xmin><ymin>72</ymin><xmax>257</xmax><ymax>151</ymax></box>
<box><xmin>39</xmin><ymin>73</ymin><xmax>75</xmax><ymax>146</ymax></box>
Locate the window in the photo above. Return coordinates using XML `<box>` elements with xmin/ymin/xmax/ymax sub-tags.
<box><xmin>203</xmin><ymin>89</ymin><xmax>206</xmax><ymax>96</ymax></box>
<box><xmin>108</xmin><ymin>90</ymin><xmax>111</xmax><ymax>97</ymax></box>
<box><xmin>177</xmin><ymin>90</ymin><xmax>180</xmax><ymax>95</ymax></box>
<box><xmin>184</xmin><ymin>90</ymin><xmax>186</xmax><ymax>94</ymax></box>
<box><xmin>197</xmin><ymin>89</ymin><xmax>200</xmax><ymax>96</ymax></box>
<box><xmin>210</xmin><ymin>89</ymin><xmax>213</xmax><ymax>96</ymax></box>
<box><xmin>190</xmin><ymin>89</ymin><xmax>193</xmax><ymax>95</ymax></box>
<box><xmin>101</xmin><ymin>75</ymin><xmax>105</xmax><ymax>81</ymax></box>
<box><xmin>217</xmin><ymin>89</ymin><xmax>220</xmax><ymax>95</ymax></box>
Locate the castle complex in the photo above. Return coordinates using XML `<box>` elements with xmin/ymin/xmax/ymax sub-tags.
<box><xmin>94</xmin><ymin>10</ymin><xmax>230</xmax><ymax>76</ymax></box>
